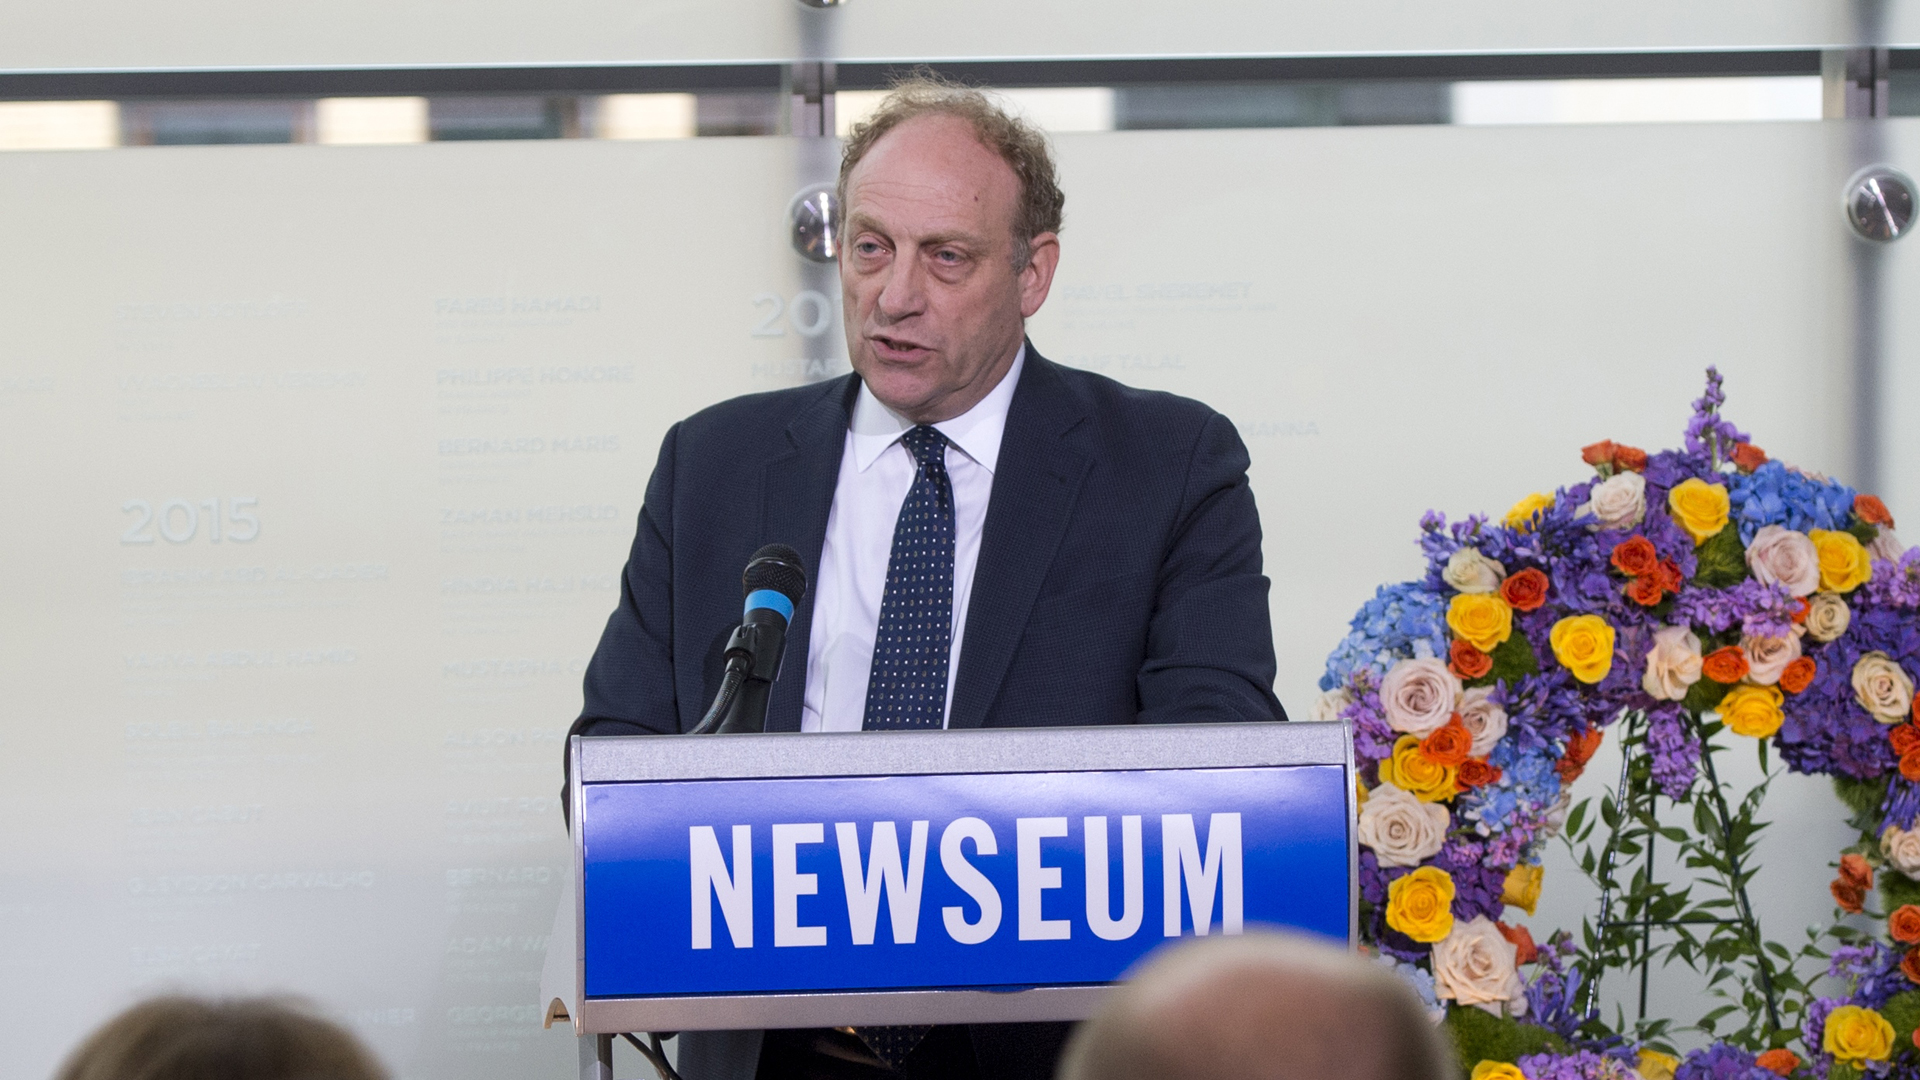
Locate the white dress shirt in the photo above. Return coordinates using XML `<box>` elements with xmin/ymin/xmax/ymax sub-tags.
<box><xmin>799</xmin><ymin>346</ymin><xmax>1026</xmax><ymax>732</ymax></box>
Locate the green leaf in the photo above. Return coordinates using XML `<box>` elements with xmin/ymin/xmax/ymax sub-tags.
<box><xmin>1849</xmin><ymin>519</ymin><xmax>1880</xmax><ymax>547</ymax></box>
<box><xmin>1682</xmin><ymin>679</ymin><xmax>1731</xmax><ymax>714</ymax></box>
<box><xmin>1693</xmin><ymin>523</ymin><xmax>1751</xmax><ymax>588</ymax></box>
<box><xmin>1884</xmin><ymin>872</ymin><xmax>1920</xmax><ymax>912</ymax></box>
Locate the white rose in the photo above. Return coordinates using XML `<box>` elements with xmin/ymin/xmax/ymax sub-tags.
<box><xmin>1744</xmin><ymin>525</ymin><xmax>1821</xmax><ymax>598</ymax></box>
<box><xmin>1356</xmin><ymin>783</ymin><xmax>1451</xmax><ymax>868</ymax></box>
<box><xmin>1310</xmin><ymin>688</ymin><xmax>1351</xmax><ymax>725</ymax></box>
<box><xmin>1431</xmin><ymin>915</ymin><xmax>1527</xmax><ymax>1017</ymax></box>
<box><xmin>1581</xmin><ymin>471</ymin><xmax>1647</xmax><ymax>531</ymax></box>
<box><xmin>1539</xmin><ymin>790</ymin><xmax>1574</xmax><ymax>840</ymax></box>
<box><xmin>1871</xmin><ymin>529</ymin><xmax>1907</xmax><ymax>564</ymax></box>
<box><xmin>1854</xmin><ymin>651</ymin><xmax>1915</xmax><ymax>724</ymax></box>
<box><xmin>1443</xmin><ymin>549</ymin><xmax>1507</xmax><ymax>595</ymax></box>
<box><xmin>1741</xmin><ymin>630</ymin><xmax>1803</xmax><ymax>687</ymax></box>
<box><xmin>1884</xmin><ymin>824</ymin><xmax>1920</xmax><ymax>880</ymax></box>
<box><xmin>1642</xmin><ymin>625</ymin><xmax>1704</xmax><ymax>701</ymax></box>
<box><xmin>1805</xmin><ymin>592</ymin><xmax>1852</xmax><ymax>643</ymax></box>
<box><xmin>1379</xmin><ymin>657</ymin><xmax>1461</xmax><ymax>738</ymax></box>
<box><xmin>1456</xmin><ymin>686</ymin><xmax>1508</xmax><ymax>757</ymax></box>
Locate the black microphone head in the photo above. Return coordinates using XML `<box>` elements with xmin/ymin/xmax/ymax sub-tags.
<box><xmin>743</xmin><ymin>543</ymin><xmax>807</xmax><ymax>604</ymax></box>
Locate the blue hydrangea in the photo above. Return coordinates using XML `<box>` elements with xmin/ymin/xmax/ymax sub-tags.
<box><xmin>1319</xmin><ymin>581</ymin><xmax>1448</xmax><ymax>690</ymax></box>
<box><xmin>1726</xmin><ymin>461</ymin><xmax>1856</xmax><ymax>544</ymax></box>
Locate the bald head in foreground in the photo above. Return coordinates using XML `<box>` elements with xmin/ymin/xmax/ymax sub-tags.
<box><xmin>1057</xmin><ymin>932</ymin><xmax>1459</xmax><ymax>1080</ymax></box>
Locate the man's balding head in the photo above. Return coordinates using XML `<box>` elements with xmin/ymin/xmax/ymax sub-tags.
<box><xmin>1057</xmin><ymin>932</ymin><xmax>1458</xmax><ymax>1080</ymax></box>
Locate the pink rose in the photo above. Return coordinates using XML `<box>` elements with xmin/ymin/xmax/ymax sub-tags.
<box><xmin>1457</xmin><ymin>686</ymin><xmax>1508</xmax><ymax>757</ymax></box>
<box><xmin>1431</xmin><ymin>915</ymin><xmax>1527</xmax><ymax>1016</ymax></box>
<box><xmin>1872</xmin><ymin>529</ymin><xmax>1908</xmax><ymax>564</ymax></box>
<box><xmin>1642</xmin><ymin>625</ymin><xmax>1704</xmax><ymax>701</ymax></box>
<box><xmin>1744</xmin><ymin>525</ymin><xmax>1820</xmax><ymax>598</ymax></box>
<box><xmin>1741</xmin><ymin>631</ymin><xmax>1803</xmax><ymax>687</ymax></box>
<box><xmin>1379</xmin><ymin>657</ymin><xmax>1461</xmax><ymax>738</ymax></box>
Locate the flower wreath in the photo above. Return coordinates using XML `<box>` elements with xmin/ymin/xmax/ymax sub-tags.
<box><xmin>1317</xmin><ymin>369</ymin><xmax>1920</xmax><ymax>1079</ymax></box>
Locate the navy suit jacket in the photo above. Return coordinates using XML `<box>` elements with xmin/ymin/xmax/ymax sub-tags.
<box><xmin>576</xmin><ymin>345</ymin><xmax>1285</xmax><ymax>739</ymax></box>
<box><xmin>570</xmin><ymin>345</ymin><xmax>1285</xmax><ymax>1080</ymax></box>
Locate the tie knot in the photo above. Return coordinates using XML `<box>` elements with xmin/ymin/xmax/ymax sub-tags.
<box><xmin>900</xmin><ymin>424</ymin><xmax>947</xmax><ymax>469</ymax></box>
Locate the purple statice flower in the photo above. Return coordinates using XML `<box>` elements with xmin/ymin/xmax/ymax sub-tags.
<box><xmin>1727</xmin><ymin>461</ymin><xmax>1858</xmax><ymax>545</ymax></box>
<box><xmin>1645</xmin><ymin>448</ymin><xmax>1714</xmax><ymax>493</ymax></box>
<box><xmin>1342</xmin><ymin>679</ymin><xmax>1398</xmax><ymax>766</ymax></box>
<box><xmin>1433</xmin><ymin>837</ymin><xmax>1508</xmax><ymax>923</ymax></box>
<box><xmin>1673</xmin><ymin>1044</ymin><xmax>1773</xmax><ymax>1080</ymax></box>
<box><xmin>1670</xmin><ymin>579</ymin><xmax>1797</xmax><ymax>638</ymax></box>
<box><xmin>1646</xmin><ymin>705</ymin><xmax>1701</xmax><ymax>801</ymax></box>
<box><xmin>1862</xmin><ymin>548</ymin><xmax>1920</xmax><ymax>609</ymax></box>
<box><xmin>1523</xmin><ymin>933</ymin><xmax>1593</xmax><ymax>1041</ymax></box>
<box><xmin>1684</xmin><ymin>366</ymin><xmax>1752</xmax><ymax>468</ymax></box>
<box><xmin>1802</xmin><ymin>996</ymin><xmax>1840</xmax><ymax>1062</ymax></box>
<box><xmin>1517</xmin><ymin>1050</ymin><xmax>1636</xmax><ymax>1080</ymax></box>
<box><xmin>1320</xmin><ymin>581</ymin><xmax>1448</xmax><ymax>691</ymax></box>
<box><xmin>1829</xmin><ymin>941</ymin><xmax>1909</xmax><ymax>1009</ymax></box>
<box><xmin>1886</xmin><ymin>778</ymin><xmax>1920</xmax><ymax>832</ymax></box>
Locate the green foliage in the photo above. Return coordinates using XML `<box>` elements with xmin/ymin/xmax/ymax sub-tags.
<box><xmin>1849</xmin><ymin>520</ymin><xmax>1881</xmax><ymax>547</ymax></box>
<box><xmin>1441</xmin><ymin>1004</ymin><xmax>1566</xmax><ymax>1072</ymax></box>
<box><xmin>1487</xmin><ymin>631</ymin><xmax>1540</xmax><ymax>686</ymax></box>
<box><xmin>1565</xmin><ymin>710</ymin><xmax>1811</xmax><ymax>1052</ymax></box>
<box><xmin>1833</xmin><ymin>775</ymin><xmax>1891</xmax><ymax>840</ymax></box>
<box><xmin>1682</xmin><ymin>677</ymin><xmax>1732</xmax><ymax>714</ymax></box>
<box><xmin>1694</xmin><ymin>525</ymin><xmax>1751</xmax><ymax>588</ymax></box>
<box><xmin>1883</xmin><ymin>990</ymin><xmax>1920</xmax><ymax>1044</ymax></box>
<box><xmin>1884</xmin><ymin>873</ymin><xmax>1920</xmax><ymax>912</ymax></box>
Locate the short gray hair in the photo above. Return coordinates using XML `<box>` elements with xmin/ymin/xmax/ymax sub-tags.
<box><xmin>838</xmin><ymin>72</ymin><xmax>1065</xmax><ymax>269</ymax></box>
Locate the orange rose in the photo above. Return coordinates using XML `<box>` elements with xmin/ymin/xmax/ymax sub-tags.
<box><xmin>1858</xmin><ymin>494</ymin><xmax>1897</xmax><ymax>529</ymax></box>
<box><xmin>1421</xmin><ymin>717</ymin><xmax>1473</xmax><ymax>768</ymax></box>
<box><xmin>1703</xmin><ymin>646</ymin><xmax>1750</xmax><ymax>684</ymax></box>
<box><xmin>1616</xmin><ymin>445</ymin><xmax>1648</xmax><ymax>472</ymax></box>
<box><xmin>1611</xmin><ymin>536</ymin><xmax>1659</xmax><ymax>577</ymax></box>
<box><xmin>1581</xmin><ymin>440</ymin><xmax>1619</xmax><ymax>467</ymax></box>
<box><xmin>1456</xmin><ymin>759</ymin><xmax>1503</xmax><ymax>789</ymax></box>
<box><xmin>1731</xmin><ymin>442</ymin><xmax>1768</xmax><ymax>472</ymax></box>
<box><xmin>1450</xmin><ymin>639</ymin><xmax>1493</xmax><ymax>680</ymax></box>
<box><xmin>1894</xmin><ymin>725</ymin><xmax>1920</xmax><ymax>755</ymax></box>
<box><xmin>1834</xmin><ymin>879</ymin><xmax>1867</xmax><ymax>913</ymax></box>
<box><xmin>1557</xmin><ymin>727</ymin><xmax>1604</xmax><ymax>783</ymax></box>
<box><xmin>1905</xmin><ymin>948</ymin><xmax>1920</xmax><ymax>986</ymax></box>
<box><xmin>1657</xmin><ymin>559</ymin><xmax>1685</xmax><ymax>594</ymax></box>
<box><xmin>1791</xmin><ymin>597</ymin><xmax>1810</xmax><ymax>625</ymax></box>
<box><xmin>1780</xmin><ymin>657</ymin><xmax>1817</xmax><ymax>694</ymax></box>
<box><xmin>1495</xmin><ymin>921</ymin><xmax>1538</xmax><ymax>964</ymax></box>
<box><xmin>1904</xmin><ymin>749</ymin><xmax>1920</xmax><ymax>784</ymax></box>
<box><xmin>1891</xmin><ymin>905</ymin><xmax>1920</xmax><ymax>944</ymax></box>
<box><xmin>1500</xmin><ymin>568</ymin><xmax>1550</xmax><ymax>612</ymax></box>
<box><xmin>1841</xmin><ymin>853</ymin><xmax>1874</xmax><ymax>890</ymax></box>
<box><xmin>1627</xmin><ymin>575</ymin><xmax>1668</xmax><ymax>607</ymax></box>
<box><xmin>1755</xmin><ymin>1049</ymin><xmax>1799</xmax><ymax>1077</ymax></box>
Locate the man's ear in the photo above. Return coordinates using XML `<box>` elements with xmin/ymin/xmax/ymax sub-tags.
<box><xmin>1018</xmin><ymin>232</ymin><xmax>1061</xmax><ymax>319</ymax></box>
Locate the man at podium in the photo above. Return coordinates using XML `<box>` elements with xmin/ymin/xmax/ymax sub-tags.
<box><xmin>573</xmin><ymin>75</ymin><xmax>1287</xmax><ymax>1080</ymax></box>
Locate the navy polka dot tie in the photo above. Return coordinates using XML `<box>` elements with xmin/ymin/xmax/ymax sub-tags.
<box><xmin>854</xmin><ymin>425</ymin><xmax>951</xmax><ymax>1070</ymax></box>
<box><xmin>862</xmin><ymin>424</ymin><xmax>955</xmax><ymax>732</ymax></box>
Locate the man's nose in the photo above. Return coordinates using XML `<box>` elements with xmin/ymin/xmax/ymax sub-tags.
<box><xmin>874</xmin><ymin>257</ymin><xmax>926</xmax><ymax>322</ymax></box>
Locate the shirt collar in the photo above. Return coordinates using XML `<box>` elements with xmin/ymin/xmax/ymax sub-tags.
<box><xmin>848</xmin><ymin>344</ymin><xmax>1026</xmax><ymax>474</ymax></box>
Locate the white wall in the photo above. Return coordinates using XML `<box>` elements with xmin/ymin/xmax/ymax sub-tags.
<box><xmin>0</xmin><ymin>119</ymin><xmax>1909</xmax><ymax>1076</ymax></box>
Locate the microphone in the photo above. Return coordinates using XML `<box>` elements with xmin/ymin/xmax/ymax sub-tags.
<box><xmin>691</xmin><ymin>544</ymin><xmax>808</xmax><ymax>735</ymax></box>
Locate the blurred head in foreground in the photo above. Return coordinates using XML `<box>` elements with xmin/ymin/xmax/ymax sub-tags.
<box><xmin>56</xmin><ymin>995</ymin><xmax>388</xmax><ymax>1080</ymax></box>
<box><xmin>1056</xmin><ymin>931</ymin><xmax>1458</xmax><ymax>1080</ymax></box>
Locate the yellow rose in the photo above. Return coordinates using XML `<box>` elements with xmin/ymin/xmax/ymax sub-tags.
<box><xmin>1472</xmin><ymin>1063</ymin><xmax>1527</xmax><ymax>1080</ymax></box>
<box><xmin>1356</xmin><ymin>777</ymin><xmax>1369</xmax><ymax>809</ymax></box>
<box><xmin>1550</xmin><ymin>615</ymin><xmax>1616</xmax><ymax>684</ymax></box>
<box><xmin>1823</xmin><ymin>1004</ymin><xmax>1895</xmax><ymax>1066</ymax></box>
<box><xmin>1668</xmin><ymin>478</ymin><xmax>1731</xmax><ymax>544</ymax></box>
<box><xmin>1448</xmin><ymin>592</ymin><xmax>1515</xmax><ymax>653</ymax></box>
<box><xmin>1636</xmin><ymin>1049</ymin><xmax>1679</xmax><ymax>1080</ymax></box>
<box><xmin>1719</xmin><ymin>683</ymin><xmax>1786</xmax><ymax>738</ymax></box>
<box><xmin>1502</xmin><ymin>863</ymin><xmax>1543</xmax><ymax>916</ymax></box>
<box><xmin>1810</xmin><ymin>529</ymin><xmax>1874</xmax><ymax>594</ymax></box>
<box><xmin>1377</xmin><ymin>735</ymin><xmax>1459</xmax><ymax>803</ymax></box>
<box><xmin>1385</xmin><ymin>865</ymin><xmax>1456</xmax><ymax>943</ymax></box>
<box><xmin>1505</xmin><ymin>492</ymin><xmax>1555</xmax><ymax>532</ymax></box>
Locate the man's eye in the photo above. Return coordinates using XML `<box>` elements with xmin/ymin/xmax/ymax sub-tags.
<box><xmin>934</xmin><ymin>250</ymin><xmax>962</xmax><ymax>263</ymax></box>
<box><xmin>855</xmin><ymin>241</ymin><xmax>883</xmax><ymax>256</ymax></box>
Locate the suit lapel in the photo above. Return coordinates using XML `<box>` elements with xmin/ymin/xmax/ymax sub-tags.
<box><xmin>760</xmin><ymin>375</ymin><xmax>858</xmax><ymax>733</ymax></box>
<box><xmin>948</xmin><ymin>348</ymin><xmax>1091</xmax><ymax>729</ymax></box>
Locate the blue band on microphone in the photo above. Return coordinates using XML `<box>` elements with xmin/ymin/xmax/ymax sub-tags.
<box><xmin>744</xmin><ymin>589</ymin><xmax>794</xmax><ymax>621</ymax></box>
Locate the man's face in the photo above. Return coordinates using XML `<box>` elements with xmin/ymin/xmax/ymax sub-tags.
<box><xmin>840</xmin><ymin>113</ymin><xmax>1059</xmax><ymax>424</ymax></box>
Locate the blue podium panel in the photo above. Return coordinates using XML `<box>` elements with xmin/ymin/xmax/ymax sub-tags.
<box><xmin>581</xmin><ymin>765</ymin><xmax>1348</xmax><ymax>999</ymax></box>
<box><xmin>564</xmin><ymin>722</ymin><xmax>1353</xmax><ymax>1031</ymax></box>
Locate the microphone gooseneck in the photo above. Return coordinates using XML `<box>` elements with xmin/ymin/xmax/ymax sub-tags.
<box><xmin>690</xmin><ymin>544</ymin><xmax>808</xmax><ymax>735</ymax></box>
